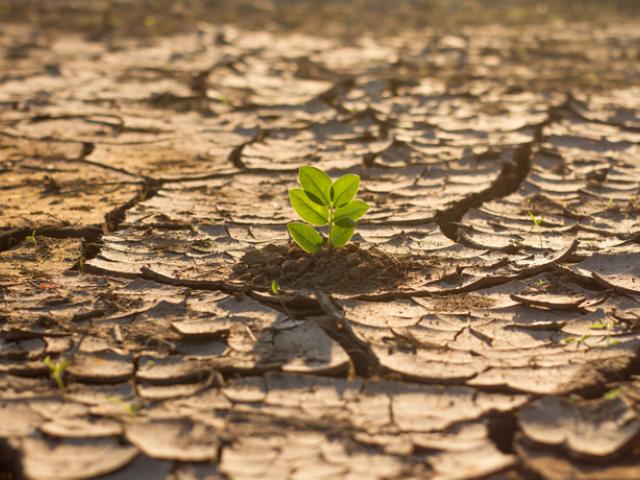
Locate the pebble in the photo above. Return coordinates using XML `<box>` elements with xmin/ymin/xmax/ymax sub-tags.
<box><xmin>346</xmin><ymin>252</ymin><xmax>361</xmax><ymax>266</ymax></box>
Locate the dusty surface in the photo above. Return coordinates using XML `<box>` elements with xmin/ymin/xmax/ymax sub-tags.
<box><xmin>2</xmin><ymin>1</ymin><xmax>640</xmax><ymax>479</ymax></box>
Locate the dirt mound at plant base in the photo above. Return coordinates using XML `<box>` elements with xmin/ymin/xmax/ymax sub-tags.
<box><xmin>233</xmin><ymin>243</ymin><xmax>423</xmax><ymax>293</ymax></box>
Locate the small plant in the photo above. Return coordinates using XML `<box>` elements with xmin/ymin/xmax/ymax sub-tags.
<box><xmin>288</xmin><ymin>166</ymin><xmax>369</xmax><ymax>254</ymax></box>
<box><xmin>43</xmin><ymin>355</ymin><xmax>70</xmax><ymax>389</ymax></box>
<box><xmin>270</xmin><ymin>278</ymin><xmax>293</xmax><ymax>318</ymax></box>
<box><xmin>562</xmin><ymin>334</ymin><xmax>590</xmax><ymax>346</ymax></box>
<box><xmin>589</xmin><ymin>317</ymin><xmax>622</xmax><ymax>346</ymax></box>
<box><xmin>107</xmin><ymin>395</ymin><xmax>142</xmax><ymax>417</ymax></box>
<box><xmin>528</xmin><ymin>212</ymin><xmax>543</xmax><ymax>248</ymax></box>
<box><xmin>604</xmin><ymin>388</ymin><xmax>621</xmax><ymax>400</ymax></box>
<box><xmin>533</xmin><ymin>278</ymin><xmax>549</xmax><ymax>289</ymax></box>
<box><xmin>25</xmin><ymin>229</ymin><xmax>37</xmax><ymax>246</ymax></box>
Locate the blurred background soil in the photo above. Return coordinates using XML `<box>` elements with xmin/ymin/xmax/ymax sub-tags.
<box><xmin>2</xmin><ymin>0</ymin><xmax>640</xmax><ymax>40</ymax></box>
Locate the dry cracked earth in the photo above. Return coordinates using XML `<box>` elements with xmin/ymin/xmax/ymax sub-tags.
<box><xmin>2</xmin><ymin>1</ymin><xmax>640</xmax><ymax>479</ymax></box>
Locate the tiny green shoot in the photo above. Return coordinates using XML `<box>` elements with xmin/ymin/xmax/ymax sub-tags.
<box><xmin>143</xmin><ymin>15</ymin><xmax>157</xmax><ymax>28</ymax></box>
<box><xmin>604</xmin><ymin>388</ymin><xmax>621</xmax><ymax>400</ymax></box>
<box><xmin>288</xmin><ymin>166</ymin><xmax>369</xmax><ymax>254</ymax></box>
<box><xmin>25</xmin><ymin>229</ymin><xmax>37</xmax><ymax>246</ymax></box>
<box><xmin>562</xmin><ymin>334</ymin><xmax>590</xmax><ymax>346</ymax></box>
<box><xmin>528</xmin><ymin>212</ymin><xmax>543</xmax><ymax>248</ymax></box>
<box><xmin>270</xmin><ymin>278</ymin><xmax>292</xmax><ymax>318</ymax></box>
<box><xmin>589</xmin><ymin>322</ymin><xmax>607</xmax><ymax>330</ymax></box>
<box><xmin>43</xmin><ymin>355</ymin><xmax>70</xmax><ymax>389</ymax></box>
<box><xmin>533</xmin><ymin>279</ymin><xmax>549</xmax><ymax>289</ymax></box>
<box><xmin>589</xmin><ymin>317</ymin><xmax>622</xmax><ymax>346</ymax></box>
<box><xmin>107</xmin><ymin>395</ymin><xmax>142</xmax><ymax>417</ymax></box>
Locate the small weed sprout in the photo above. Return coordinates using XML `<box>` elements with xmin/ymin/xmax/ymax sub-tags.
<box><xmin>562</xmin><ymin>334</ymin><xmax>591</xmax><ymax>346</ymax></box>
<box><xmin>589</xmin><ymin>317</ymin><xmax>622</xmax><ymax>346</ymax></box>
<box><xmin>604</xmin><ymin>388</ymin><xmax>621</xmax><ymax>400</ymax></box>
<box><xmin>107</xmin><ymin>395</ymin><xmax>142</xmax><ymax>417</ymax></box>
<box><xmin>528</xmin><ymin>212</ymin><xmax>543</xmax><ymax>248</ymax></box>
<box><xmin>288</xmin><ymin>166</ymin><xmax>369</xmax><ymax>254</ymax></box>
<box><xmin>43</xmin><ymin>355</ymin><xmax>70</xmax><ymax>389</ymax></box>
<box><xmin>25</xmin><ymin>229</ymin><xmax>37</xmax><ymax>246</ymax></box>
<box><xmin>533</xmin><ymin>278</ymin><xmax>549</xmax><ymax>289</ymax></box>
<box><xmin>270</xmin><ymin>278</ymin><xmax>293</xmax><ymax>318</ymax></box>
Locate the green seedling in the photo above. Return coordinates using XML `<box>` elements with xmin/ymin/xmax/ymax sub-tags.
<box><xmin>562</xmin><ymin>334</ymin><xmax>590</xmax><ymax>346</ymax></box>
<box><xmin>533</xmin><ymin>279</ymin><xmax>549</xmax><ymax>289</ymax></box>
<box><xmin>25</xmin><ymin>229</ymin><xmax>37</xmax><ymax>246</ymax></box>
<box><xmin>528</xmin><ymin>212</ymin><xmax>543</xmax><ymax>248</ymax></box>
<box><xmin>143</xmin><ymin>15</ymin><xmax>156</xmax><ymax>28</ymax></box>
<box><xmin>288</xmin><ymin>166</ymin><xmax>369</xmax><ymax>254</ymax></box>
<box><xmin>589</xmin><ymin>322</ymin><xmax>608</xmax><ymax>330</ymax></box>
<box><xmin>270</xmin><ymin>278</ymin><xmax>293</xmax><ymax>318</ymax></box>
<box><xmin>107</xmin><ymin>395</ymin><xmax>142</xmax><ymax>417</ymax></box>
<box><xmin>43</xmin><ymin>355</ymin><xmax>70</xmax><ymax>389</ymax></box>
<box><xmin>604</xmin><ymin>388</ymin><xmax>621</xmax><ymax>400</ymax></box>
<box><xmin>589</xmin><ymin>317</ymin><xmax>622</xmax><ymax>346</ymax></box>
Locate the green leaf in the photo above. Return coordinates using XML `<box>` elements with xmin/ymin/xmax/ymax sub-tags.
<box><xmin>271</xmin><ymin>279</ymin><xmax>280</xmax><ymax>294</ymax></box>
<box><xmin>528</xmin><ymin>211</ymin><xmax>541</xmax><ymax>226</ymax></box>
<box><xmin>288</xmin><ymin>222</ymin><xmax>323</xmax><ymax>254</ymax></box>
<box><xmin>335</xmin><ymin>199</ymin><xmax>369</xmax><ymax>223</ymax></box>
<box><xmin>298</xmin><ymin>166</ymin><xmax>332</xmax><ymax>206</ymax></box>
<box><xmin>331</xmin><ymin>224</ymin><xmax>355</xmax><ymax>248</ymax></box>
<box><xmin>331</xmin><ymin>174</ymin><xmax>360</xmax><ymax>207</ymax></box>
<box><xmin>302</xmin><ymin>189</ymin><xmax>326</xmax><ymax>207</ymax></box>
<box><xmin>604</xmin><ymin>388</ymin><xmax>620</xmax><ymax>400</ymax></box>
<box><xmin>334</xmin><ymin>217</ymin><xmax>355</xmax><ymax>228</ymax></box>
<box><xmin>289</xmin><ymin>189</ymin><xmax>329</xmax><ymax>225</ymax></box>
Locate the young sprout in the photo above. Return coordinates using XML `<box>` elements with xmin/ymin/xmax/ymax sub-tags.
<box><xmin>533</xmin><ymin>278</ymin><xmax>549</xmax><ymax>289</ymax></box>
<box><xmin>604</xmin><ymin>388</ymin><xmax>621</xmax><ymax>400</ymax></box>
<box><xmin>43</xmin><ymin>355</ymin><xmax>70</xmax><ymax>389</ymax></box>
<box><xmin>607</xmin><ymin>197</ymin><xmax>614</xmax><ymax>209</ymax></box>
<box><xmin>270</xmin><ymin>278</ymin><xmax>293</xmax><ymax>318</ymax></box>
<box><xmin>288</xmin><ymin>166</ymin><xmax>369</xmax><ymax>254</ymax></box>
<box><xmin>25</xmin><ymin>229</ymin><xmax>37</xmax><ymax>246</ymax></box>
<box><xmin>562</xmin><ymin>334</ymin><xmax>591</xmax><ymax>346</ymax></box>
<box><xmin>107</xmin><ymin>396</ymin><xmax>142</xmax><ymax>417</ymax></box>
<box><xmin>528</xmin><ymin>212</ymin><xmax>543</xmax><ymax>249</ymax></box>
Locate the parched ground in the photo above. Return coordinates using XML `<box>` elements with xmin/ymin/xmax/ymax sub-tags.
<box><xmin>2</xmin><ymin>1</ymin><xmax>640</xmax><ymax>479</ymax></box>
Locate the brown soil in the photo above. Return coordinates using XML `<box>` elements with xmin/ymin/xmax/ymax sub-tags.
<box><xmin>2</xmin><ymin>2</ymin><xmax>640</xmax><ymax>479</ymax></box>
<box><xmin>233</xmin><ymin>242</ymin><xmax>426</xmax><ymax>292</ymax></box>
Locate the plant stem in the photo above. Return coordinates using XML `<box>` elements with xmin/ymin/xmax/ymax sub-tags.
<box><xmin>327</xmin><ymin>207</ymin><xmax>334</xmax><ymax>249</ymax></box>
